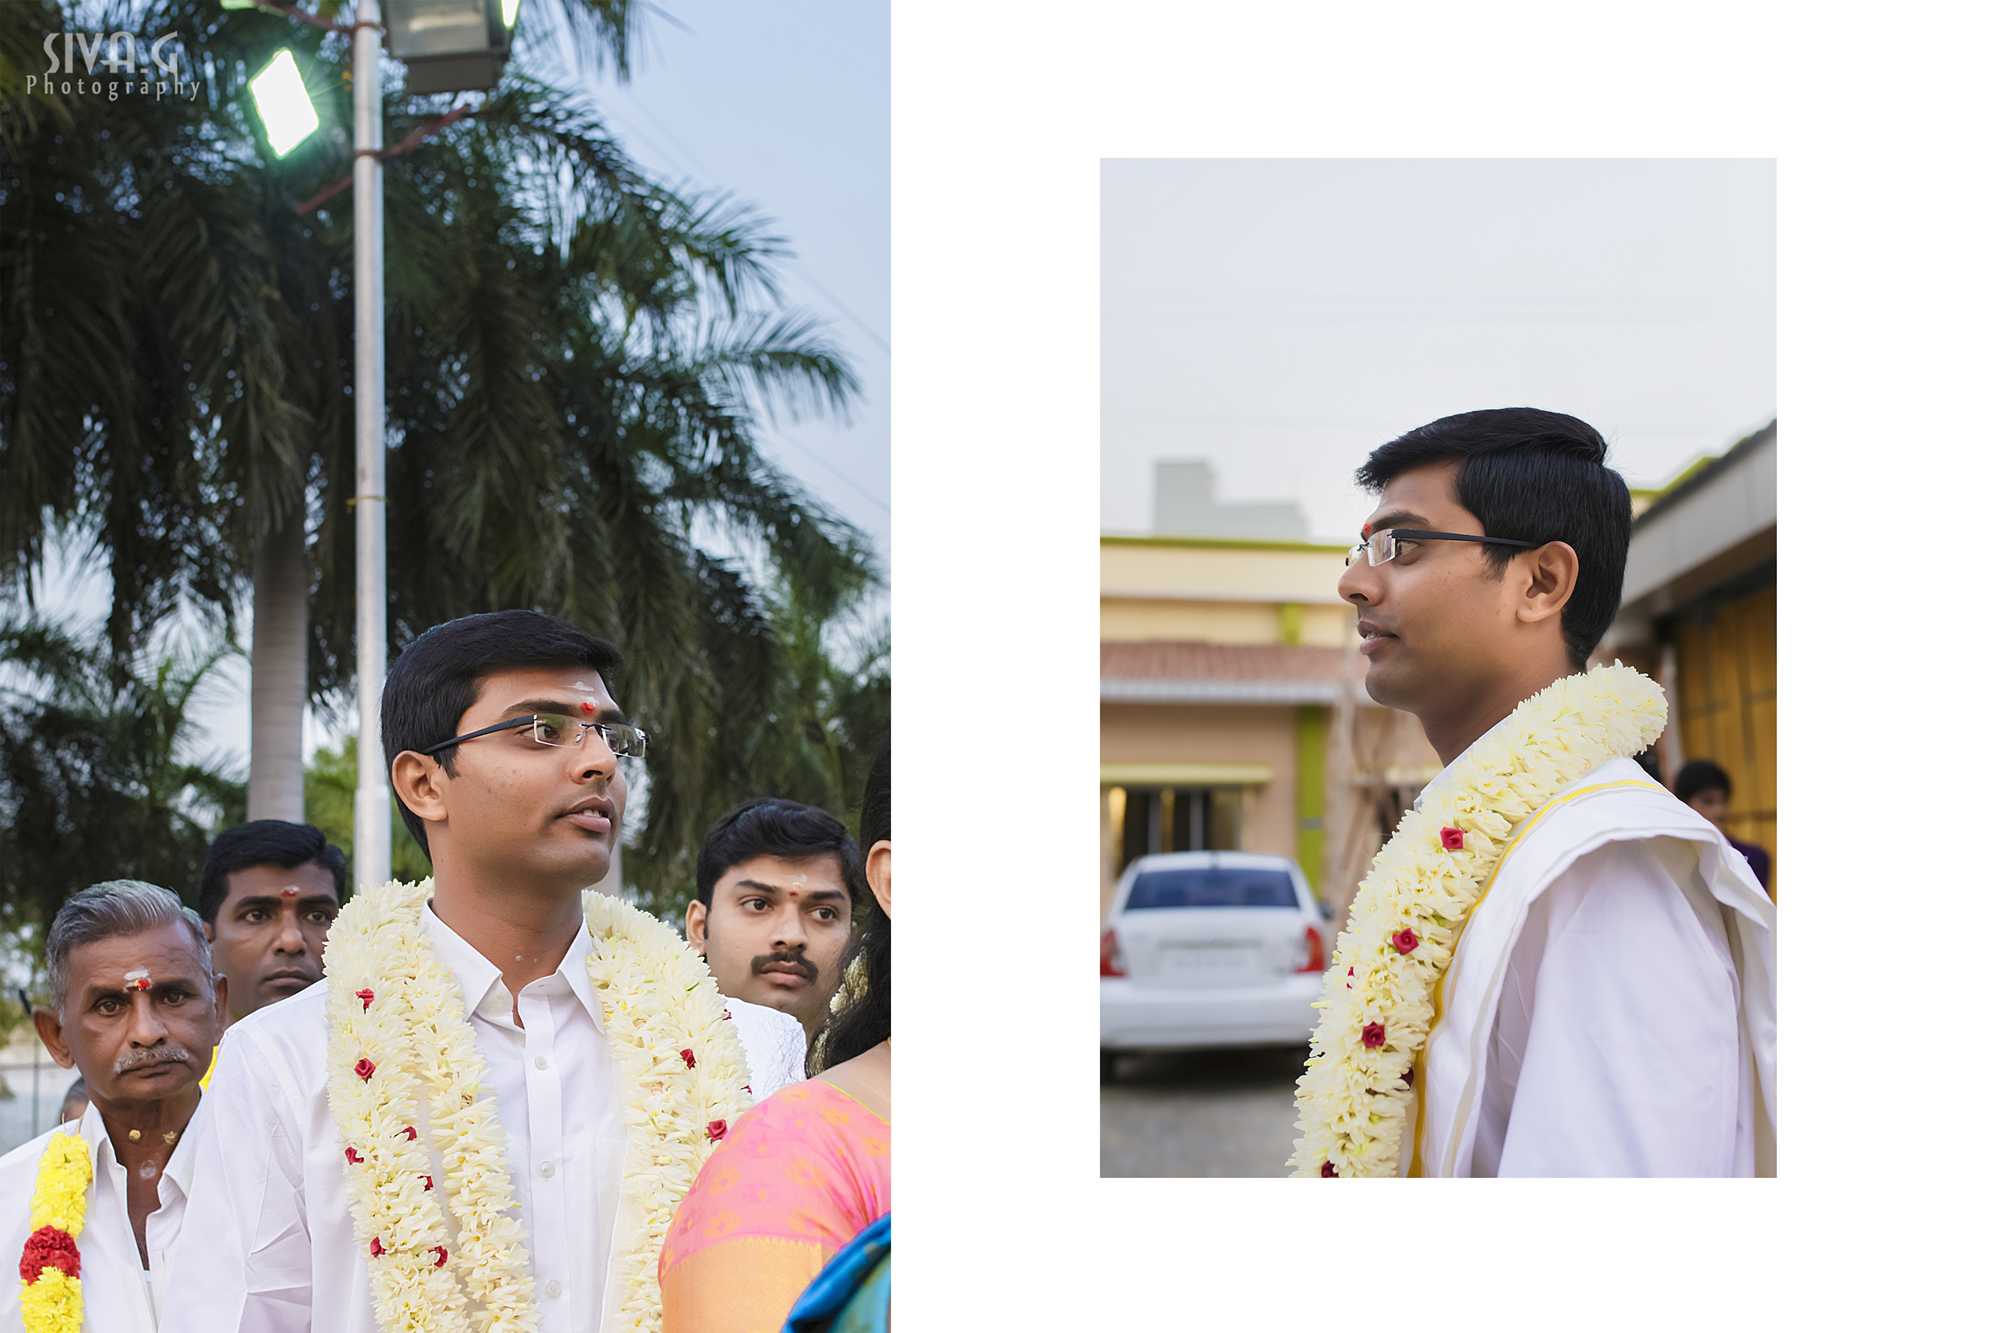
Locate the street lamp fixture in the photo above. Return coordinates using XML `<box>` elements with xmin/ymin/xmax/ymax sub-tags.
<box><xmin>383</xmin><ymin>0</ymin><xmax>519</xmax><ymax>95</ymax></box>
<box><xmin>248</xmin><ymin>49</ymin><xmax>320</xmax><ymax>157</ymax></box>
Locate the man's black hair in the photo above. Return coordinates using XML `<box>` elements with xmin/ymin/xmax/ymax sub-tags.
<box><xmin>820</xmin><ymin>738</ymin><xmax>889</xmax><ymax>1071</ymax></box>
<box><xmin>198</xmin><ymin>820</ymin><xmax>351</xmax><ymax>922</ymax></box>
<box><xmin>1356</xmin><ymin>407</ymin><xmax>1632</xmax><ymax>669</ymax></box>
<box><xmin>381</xmin><ymin>610</ymin><xmax>623</xmax><ymax>857</ymax></box>
<box><xmin>694</xmin><ymin>798</ymin><xmax>862</xmax><ymax>909</ymax></box>
<box><xmin>1673</xmin><ymin>759</ymin><xmax>1733</xmax><ymax>804</ymax></box>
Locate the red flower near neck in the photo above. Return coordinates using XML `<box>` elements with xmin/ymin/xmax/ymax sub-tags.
<box><xmin>680</xmin><ymin>1048</ymin><xmax>696</xmax><ymax>1069</ymax></box>
<box><xmin>705</xmin><ymin>1119</ymin><xmax>728</xmax><ymax>1143</ymax></box>
<box><xmin>1439</xmin><ymin>826</ymin><xmax>1465</xmax><ymax>851</ymax></box>
<box><xmin>1392</xmin><ymin>928</ymin><xmax>1420</xmax><ymax>955</ymax></box>
<box><xmin>400</xmin><ymin>1125</ymin><xmax>417</xmax><ymax>1141</ymax></box>
<box><xmin>431</xmin><ymin>1246</ymin><xmax>448</xmax><ymax>1268</ymax></box>
<box><xmin>422</xmin><ymin>1175</ymin><xmax>435</xmax><ymax>1192</ymax></box>
<box><xmin>1345</xmin><ymin>965</ymin><xmax>1355</xmax><ymax>990</ymax></box>
<box><xmin>1320</xmin><ymin>1161</ymin><xmax>1338</xmax><ymax>1178</ymax></box>
<box><xmin>345</xmin><ymin>1146</ymin><xmax>365</xmax><ymax>1166</ymax></box>
<box><xmin>355</xmin><ymin>988</ymin><xmax>375</xmax><ymax>1012</ymax></box>
<box><xmin>1361</xmin><ymin>1022</ymin><xmax>1386</xmax><ymax>1049</ymax></box>
<box><xmin>19</xmin><ymin>1226</ymin><xmax>81</xmax><ymax>1281</ymax></box>
<box><xmin>353</xmin><ymin>1058</ymin><xmax>376</xmax><ymax>1082</ymax></box>
<box><xmin>369</xmin><ymin>1236</ymin><xmax>385</xmax><ymax>1259</ymax></box>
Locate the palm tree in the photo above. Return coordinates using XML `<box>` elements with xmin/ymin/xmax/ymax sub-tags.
<box><xmin>1</xmin><ymin>1</ymin><xmax>878</xmax><ymax>858</ymax></box>
<box><xmin>0</xmin><ymin>615</ymin><xmax>246</xmax><ymax>933</ymax></box>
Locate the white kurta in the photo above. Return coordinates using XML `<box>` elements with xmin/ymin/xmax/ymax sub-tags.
<box><xmin>1413</xmin><ymin>755</ymin><xmax>1776</xmax><ymax>1177</ymax></box>
<box><xmin>0</xmin><ymin>1098</ymin><xmax>206</xmax><ymax>1332</ymax></box>
<box><xmin>160</xmin><ymin>904</ymin><xmax>806</xmax><ymax>1333</ymax></box>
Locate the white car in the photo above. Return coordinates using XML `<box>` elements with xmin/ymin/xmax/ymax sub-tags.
<box><xmin>1100</xmin><ymin>851</ymin><xmax>1329</xmax><ymax>1078</ymax></box>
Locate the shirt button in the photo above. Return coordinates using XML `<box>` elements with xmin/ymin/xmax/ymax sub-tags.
<box><xmin>534</xmin><ymin>1055</ymin><xmax>549</xmax><ymax>1071</ymax></box>
<box><xmin>545</xmin><ymin>1280</ymin><xmax>563</xmax><ymax>1299</ymax></box>
<box><xmin>538</xmin><ymin>1160</ymin><xmax>555</xmax><ymax>1179</ymax></box>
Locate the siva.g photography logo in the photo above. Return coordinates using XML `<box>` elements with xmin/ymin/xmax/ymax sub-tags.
<box><xmin>28</xmin><ymin>29</ymin><xmax>202</xmax><ymax>103</ymax></box>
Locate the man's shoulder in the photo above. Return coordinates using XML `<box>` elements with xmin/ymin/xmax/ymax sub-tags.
<box><xmin>728</xmin><ymin>997</ymin><xmax>805</xmax><ymax>1037</ymax></box>
<box><xmin>1536</xmin><ymin>759</ymin><xmax>1712</xmax><ymax>841</ymax></box>
<box><xmin>218</xmin><ymin>978</ymin><xmax>332</xmax><ymax>1081</ymax></box>
<box><xmin>0</xmin><ymin>1122</ymin><xmax>66</xmax><ymax>1180</ymax></box>
<box><xmin>1500</xmin><ymin>759</ymin><xmax>1719</xmax><ymax>882</ymax></box>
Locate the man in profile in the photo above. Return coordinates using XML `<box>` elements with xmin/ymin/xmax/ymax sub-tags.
<box><xmin>198</xmin><ymin>819</ymin><xmax>348</xmax><ymax>1026</ymax></box>
<box><xmin>1292</xmin><ymin>408</ymin><xmax>1775</xmax><ymax>1177</ymax></box>
<box><xmin>686</xmin><ymin>798</ymin><xmax>861</xmax><ymax>1043</ymax></box>
<box><xmin>0</xmin><ymin>881</ymin><xmax>227</xmax><ymax>1329</ymax></box>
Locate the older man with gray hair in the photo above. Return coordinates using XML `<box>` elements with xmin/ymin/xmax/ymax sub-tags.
<box><xmin>0</xmin><ymin>881</ymin><xmax>227</xmax><ymax>1331</ymax></box>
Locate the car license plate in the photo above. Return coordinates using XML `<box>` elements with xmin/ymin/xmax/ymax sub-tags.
<box><xmin>1163</xmin><ymin>942</ymin><xmax>1260</xmax><ymax>976</ymax></box>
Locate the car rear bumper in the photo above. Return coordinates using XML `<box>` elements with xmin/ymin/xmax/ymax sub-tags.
<box><xmin>1099</xmin><ymin>973</ymin><xmax>1321</xmax><ymax>1051</ymax></box>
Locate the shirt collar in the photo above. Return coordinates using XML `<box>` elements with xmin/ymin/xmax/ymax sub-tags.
<box><xmin>75</xmin><ymin>1088</ymin><xmax>201</xmax><ymax>1199</ymax></box>
<box><xmin>419</xmin><ymin>900</ymin><xmax>606</xmax><ymax>1035</ymax></box>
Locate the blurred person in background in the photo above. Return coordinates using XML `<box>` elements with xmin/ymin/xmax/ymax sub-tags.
<box><xmin>1673</xmin><ymin>759</ymin><xmax>1772</xmax><ymax>892</ymax></box>
<box><xmin>686</xmin><ymin>799</ymin><xmax>861</xmax><ymax>1046</ymax></box>
<box><xmin>194</xmin><ymin>819</ymin><xmax>348</xmax><ymax>1092</ymax></box>
<box><xmin>659</xmin><ymin>739</ymin><xmax>891</xmax><ymax>1332</ymax></box>
<box><xmin>198</xmin><ymin>820</ymin><xmax>348</xmax><ymax>1027</ymax></box>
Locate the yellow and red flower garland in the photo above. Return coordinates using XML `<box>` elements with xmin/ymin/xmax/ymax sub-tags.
<box><xmin>18</xmin><ymin>1128</ymin><xmax>90</xmax><ymax>1333</ymax></box>
<box><xmin>324</xmin><ymin>879</ymin><xmax>751</xmax><ymax>1331</ymax></box>
<box><xmin>1289</xmin><ymin>664</ymin><xmax>1666</xmax><ymax>1177</ymax></box>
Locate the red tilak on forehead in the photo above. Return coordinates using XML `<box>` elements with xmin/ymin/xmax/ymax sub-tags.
<box><xmin>579</xmin><ymin>699</ymin><xmax>596</xmax><ymax>715</ymax></box>
<box><xmin>280</xmin><ymin>886</ymin><xmax>298</xmax><ymax>898</ymax></box>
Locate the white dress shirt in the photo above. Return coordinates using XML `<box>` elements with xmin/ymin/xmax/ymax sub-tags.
<box><xmin>163</xmin><ymin>904</ymin><xmax>805</xmax><ymax>1333</ymax></box>
<box><xmin>0</xmin><ymin>1098</ymin><xmax>206</xmax><ymax>1331</ymax></box>
<box><xmin>1468</xmin><ymin>835</ymin><xmax>1753</xmax><ymax>1175</ymax></box>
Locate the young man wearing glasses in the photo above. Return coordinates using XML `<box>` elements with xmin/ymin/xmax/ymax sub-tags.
<box><xmin>1293</xmin><ymin>409</ymin><xmax>1775</xmax><ymax>1178</ymax></box>
<box><xmin>170</xmin><ymin>610</ymin><xmax>805</xmax><ymax>1331</ymax></box>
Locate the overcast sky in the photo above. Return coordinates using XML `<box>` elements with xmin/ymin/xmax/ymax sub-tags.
<box><xmin>1101</xmin><ymin>158</ymin><xmax>1774</xmax><ymax>543</ymax></box>
<box><xmin>22</xmin><ymin>2</ymin><xmax>887</xmax><ymax>773</ymax></box>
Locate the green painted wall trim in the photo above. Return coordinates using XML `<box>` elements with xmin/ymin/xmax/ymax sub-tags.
<box><xmin>1102</xmin><ymin>532</ymin><xmax>1351</xmax><ymax>555</ymax></box>
<box><xmin>1278</xmin><ymin>602</ymin><xmax>1305</xmax><ymax>645</ymax></box>
<box><xmin>1294</xmin><ymin>705</ymin><xmax>1329</xmax><ymax>894</ymax></box>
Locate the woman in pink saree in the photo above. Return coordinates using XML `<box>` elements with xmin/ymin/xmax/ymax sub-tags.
<box><xmin>660</xmin><ymin>743</ymin><xmax>892</xmax><ymax>1330</ymax></box>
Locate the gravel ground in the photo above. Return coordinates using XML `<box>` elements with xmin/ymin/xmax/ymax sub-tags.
<box><xmin>1099</xmin><ymin>1046</ymin><xmax>1307</xmax><ymax>1178</ymax></box>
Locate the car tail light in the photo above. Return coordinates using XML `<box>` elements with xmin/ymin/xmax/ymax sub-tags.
<box><xmin>1297</xmin><ymin>924</ymin><xmax>1326</xmax><ymax>974</ymax></box>
<box><xmin>1100</xmin><ymin>928</ymin><xmax>1126</xmax><ymax>977</ymax></box>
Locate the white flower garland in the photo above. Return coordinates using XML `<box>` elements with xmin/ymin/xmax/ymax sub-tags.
<box><xmin>324</xmin><ymin>879</ymin><xmax>750</xmax><ymax>1330</ymax></box>
<box><xmin>1289</xmin><ymin>664</ymin><xmax>1666</xmax><ymax>1178</ymax></box>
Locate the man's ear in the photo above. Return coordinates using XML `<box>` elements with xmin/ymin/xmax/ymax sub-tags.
<box><xmin>212</xmin><ymin>973</ymin><xmax>229</xmax><ymax>1028</ymax></box>
<box><xmin>202</xmin><ymin>917</ymin><xmax>216</xmax><ymax>944</ymax></box>
<box><xmin>684</xmin><ymin>899</ymin><xmax>708</xmax><ymax>953</ymax></box>
<box><xmin>33</xmin><ymin>1007</ymin><xmax>74</xmax><ymax>1071</ymax></box>
<box><xmin>391</xmin><ymin>750</ymin><xmax>449</xmax><ymax>839</ymax></box>
<box><xmin>1517</xmin><ymin>540</ymin><xmax>1580</xmax><ymax>629</ymax></box>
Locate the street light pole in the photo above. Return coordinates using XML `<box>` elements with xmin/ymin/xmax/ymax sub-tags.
<box><xmin>353</xmin><ymin>0</ymin><xmax>391</xmax><ymax>890</ymax></box>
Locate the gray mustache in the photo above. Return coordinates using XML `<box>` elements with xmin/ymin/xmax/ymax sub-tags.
<box><xmin>114</xmin><ymin>1045</ymin><xmax>192</xmax><ymax>1073</ymax></box>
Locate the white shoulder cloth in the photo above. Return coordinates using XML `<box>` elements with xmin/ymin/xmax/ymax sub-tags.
<box><xmin>1414</xmin><ymin>758</ymin><xmax>1776</xmax><ymax>1176</ymax></box>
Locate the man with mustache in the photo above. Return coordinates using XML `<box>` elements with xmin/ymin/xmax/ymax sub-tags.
<box><xmin>0</xmin><ymin>881</ymin><xmax>227</xmax><ymax>1329</ymax></box>
<box><xmin>199</xmin><ymin>820</ymin><xmax>348</xmax><ymax>1026</ymax></box>
<box><xmin>686</xmin><ymin>798</ymin><xmax>861</xmax><ymax>1044</ymax></box>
